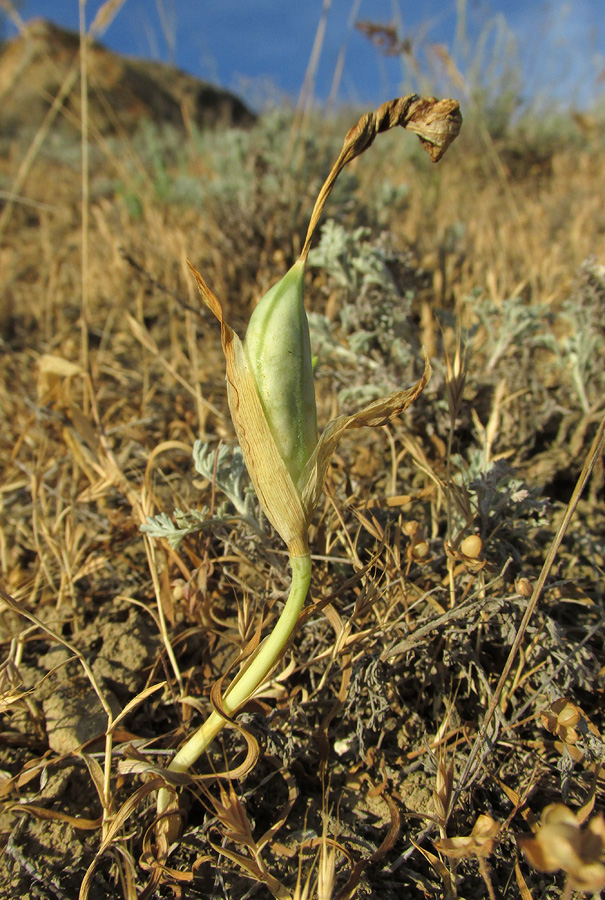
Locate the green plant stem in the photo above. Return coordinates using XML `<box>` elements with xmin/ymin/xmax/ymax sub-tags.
<box><xmin>157</xmin><ymin>553</ymin><xmax>311</xmax><ymax>816</ymax></box>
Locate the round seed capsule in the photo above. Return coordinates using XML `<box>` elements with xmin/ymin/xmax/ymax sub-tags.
<box><xmin>460</xmin><ymin>534</ymin><xmax>482</xmax><ymax>558</ymax></box>
<box><xmin>413</xmin><ymin>540</ymin><xmax>430</xmax><ymax>559</ymax></box>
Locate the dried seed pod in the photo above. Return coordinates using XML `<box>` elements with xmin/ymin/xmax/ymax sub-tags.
<box><xmin>435</xmin><ymin>813</ymin><xmax>500</xmax><ymax>859</ymax></box>
<box><xmin>403</xmin><ymin>519</ymin><xmax>420</xmax><ymax>537</ymax></box>
<box><xmin>461</xmin><ymin>534</ymin><xmax>482</xmax><ymax>558</ymax></box>
<box><xmin>413</xmin><ymin>540</ymin><xmax>430</xmax><ymax>559</ymax></box>
<box><xmin>519</xmin><ymin>805</ymin><xmax>605</xmax><ymax>892</ymax></box>
<box><xmin>516</xmin><ymin>577</ymin><xmax>533</xmax><ymax>597</ymax></box>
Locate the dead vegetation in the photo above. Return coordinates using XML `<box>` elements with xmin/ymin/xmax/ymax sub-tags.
<box><xmin>0</xmin><ymin>5</ymin><xmax>605</xmax><ymax>900</ymax></box>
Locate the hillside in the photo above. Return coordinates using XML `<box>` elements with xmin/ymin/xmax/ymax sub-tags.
<box><xmin>0</xmin><ymin>18</ymin><xmax>255</xmax><ymax>139</ymax></box>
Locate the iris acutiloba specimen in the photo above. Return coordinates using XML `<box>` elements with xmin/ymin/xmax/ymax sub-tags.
<box><xmin>157</xmin><ymin>95</ymin><xmax>462</xmax><ymax>830</ymax></box>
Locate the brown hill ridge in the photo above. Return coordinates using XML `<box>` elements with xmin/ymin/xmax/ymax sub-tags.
<box><xmin>0</xmin><ymin>18</ymin><xmax>255</xmax><ymax>137</ymax></box>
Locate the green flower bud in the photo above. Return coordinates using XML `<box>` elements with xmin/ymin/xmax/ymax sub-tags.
<box><xmin>243</xmin><ymin>259</ymin><xmax>317</xmax><ymax>485</ymax></box>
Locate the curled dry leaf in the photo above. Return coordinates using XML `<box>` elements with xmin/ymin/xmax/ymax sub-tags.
<box><xmin>341</xmin><ymin>95</ymin><xmax>462</xmax><ymax>163</ymax></box>
<box><xmin>299</xmin><ymin>356</ymin><xmax>432</xmax><ymax>523</ymax></box>
<box><xmin>519</xmin><ymin>804</ymin><xmax>605</xmax><ymax>893</ymax></box>
<box><xmin>301</xmin><ymin>94</ymin><xmax>462</xmax><ymax>259</ymax></box>
<box><xmin>435</xmin><ymin>813</ymin><xmax>501</xmax><ymax>859</ymax></box>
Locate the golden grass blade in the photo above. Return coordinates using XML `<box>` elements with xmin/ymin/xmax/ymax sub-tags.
<box><xmin>336</xmin><ymin>795</ymin><xmax>401</xmax><ymax>900</ymax></box>
<box><xmin>256</xmin><ymin>762</ymin><xmax>298</xmax><ymax>853</ymax></box>
<box><xmin>514</xmin><ymin>854</ymin><xmax>535</xmax><ymax>900</ymax></box>
<box><xmin>79</xmin><ymin>779</ymin><xmax>167</xmax><ymax>899</ymax></box>
<box><xmin>88</xmin><ymin>0</ymin><xmax>128</xmax><ymax>38</ymax></box>
<box><xmin>0</xmin><ymin>0</ymin><xmax>26</xmax><ymax>29</ymax></box>
<box><xmin>107</xmin><ymin>682</ymin><xmax>166</xmax><ymax>733</ymax></box>
<box><xmin>208</xmin><ymin>840</ymin><xmax>293</xmax><ymax>900</ymax></box>
<box><xmin>5</xmin><ymin>804</ymin><xmax>102</xmax><ymax>830</ymax></box>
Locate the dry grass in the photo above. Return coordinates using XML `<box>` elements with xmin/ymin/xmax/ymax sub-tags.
<box><xmin>0</xmin><ymin>8</ymin><xmax>604</xmax><ymax>900</ymax></box>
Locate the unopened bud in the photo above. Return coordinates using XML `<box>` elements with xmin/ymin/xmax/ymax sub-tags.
<box><xmin>244</xmin><ymin>260</ymin><xmax>318</xmax><ymax>484</ymax></box>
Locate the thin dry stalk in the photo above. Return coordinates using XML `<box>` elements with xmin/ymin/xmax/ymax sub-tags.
<box><xmin>325</xmin><ymin>0</ymin><xmax>362</xmax><ymax>115</ymax></box>
<box><xmin>0</xmin><ymin>66</ymin><xmax>80</xmax><ymax>240</ymax></box>
<box><xmin>0</xmin><ymin>0</ymin><xmax>25</xmax><ymax>28</ymax></box>
<box><xmin>0</xmin><ymin>585</ymin><xmax>113</xmax><ymax>725</ymax></box>
<box><xmin>79</xmin><ymin>0</ymin><xmax>91</xmax><ymax>412</ymax></box>
<box><xmin>443</xmin><ymin>327</ymin><xmax>470</xmax><ymax>605</ymax></box>
<box><xmin>0</xmin><ymin>0</ymin><xmax>126</xmax><ymax>240</ymax></box>
<box><xmin>285</xmin><ymin>0</ymin><xmax>333</xmax><ymax>166</ymax></box>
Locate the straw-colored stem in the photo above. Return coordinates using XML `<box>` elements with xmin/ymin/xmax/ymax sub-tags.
<box><xmin>157</xmin><ymin>553</ymin><xmax>311</xmax><ymax>816</ymax></box>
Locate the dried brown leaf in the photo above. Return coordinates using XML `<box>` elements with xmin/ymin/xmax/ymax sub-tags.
<box><xmin>435</xmin><ymin>813</ymin><xmax>500</xmax><ymax>859</ymax></box>
<box><xmin>411</xmin><ymin>838</ymin><xmax>456</xmax><ymax>894</ymax></box>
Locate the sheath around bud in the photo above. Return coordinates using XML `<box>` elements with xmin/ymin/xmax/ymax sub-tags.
<box><xmin>244</xmin><ymin>260</ymin><xmax>318</xmax><ymax>485</ymax></box>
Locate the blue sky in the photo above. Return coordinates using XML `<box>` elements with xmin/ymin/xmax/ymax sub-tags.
<box><xmin>4</xmin><ymin>1</ymin><xmax>604</xmax><ymax>111</ymax></box>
